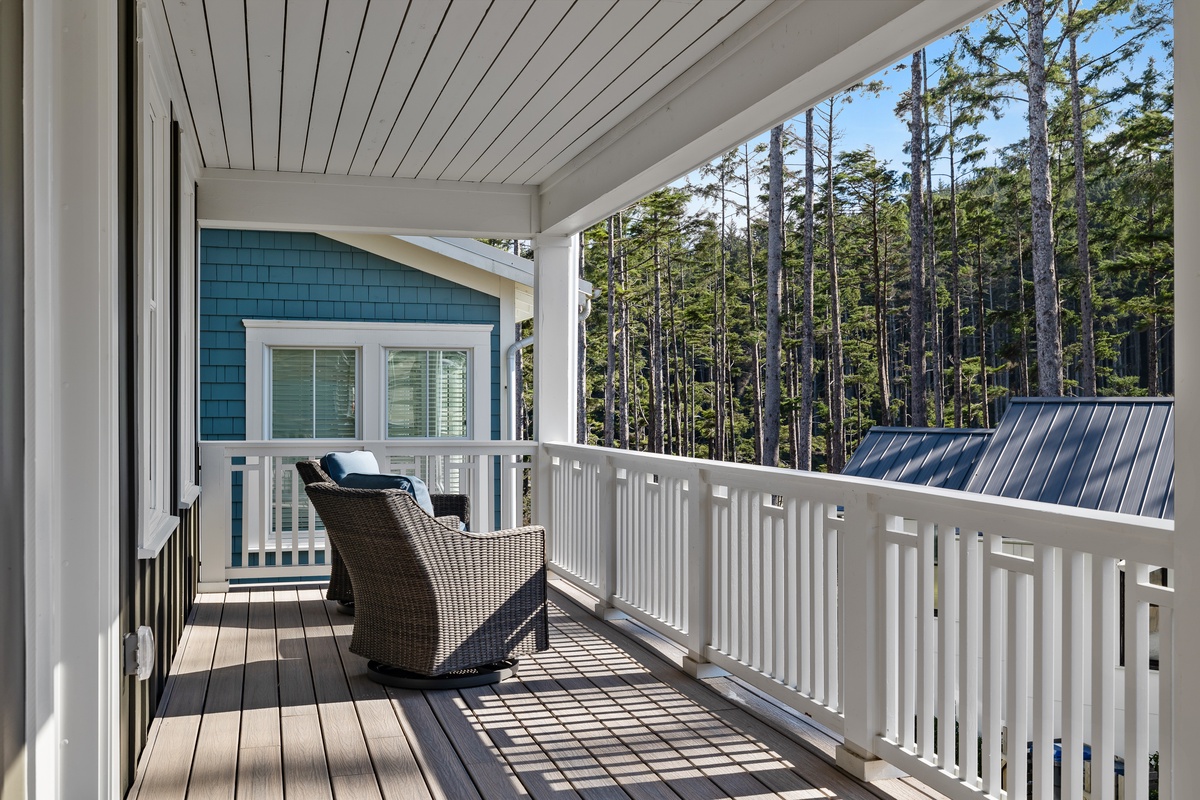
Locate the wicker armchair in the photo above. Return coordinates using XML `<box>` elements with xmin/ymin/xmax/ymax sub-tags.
<box><xmin>303</xmin><ymin>480</ymin><xmax>549</xmax><ymax>687</ymax></box>
<box><xmin>295</xmin><ymin>459</ymin><xmax>469</xmax><ymax>612</ymax></box>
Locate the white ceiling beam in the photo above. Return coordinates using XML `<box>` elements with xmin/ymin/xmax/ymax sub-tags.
<box><xmin>197</xmin><ymin>169</ymin><xmax>538</xmax><ymax>237</ymax></box>
<box><xmin>538</xmin><ymin>0</ymin><xmax>1003</xmax><ymax>235</ymax></box>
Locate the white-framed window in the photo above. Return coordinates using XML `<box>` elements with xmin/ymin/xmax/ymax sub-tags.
<box><xmin>244</xmin><ymin>321</ymin><xmax>492</xmax><ymax>441</ymax></box>
<box><xmin>270</xmin><ymin>347</ymin><xmax>360</xmax><ymax>439</ymax></box>
<box><xmin>136</xmin><ymin>13</ymin><xmax>180</xmax><ymax>557</ymax></box>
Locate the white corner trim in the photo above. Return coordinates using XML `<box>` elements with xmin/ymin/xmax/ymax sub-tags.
<box><xmin>25</xmin><ymin>0</ymin><xmax>123</xmax><ymax>795</ymax></box>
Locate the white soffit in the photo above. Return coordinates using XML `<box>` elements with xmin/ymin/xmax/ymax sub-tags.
<box><xmin>165</xmin><ymin>0</ymin><xmax>1001</xmax><ymax>235</ymax></box>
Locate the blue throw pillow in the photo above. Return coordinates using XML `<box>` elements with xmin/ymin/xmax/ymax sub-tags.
<box><xmin>338</xmin><ymin>472</ymin><xmax>437</xmax><ymax>517</ymax></box>
<box><xmin>320</xmin><ymin>451</ymin><xmax>380</xmax><ymax>484</ymax></box>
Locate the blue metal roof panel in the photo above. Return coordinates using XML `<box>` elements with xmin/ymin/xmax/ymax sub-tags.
<box><xmin>843</xmin><ymin>428</ymin><xmax>993</xmax><ymax>492</ymax></box>
<box><xmin>965</xmin><ymin>398</ymin><xmax>1174</xmax><ymax>520</ymax></box>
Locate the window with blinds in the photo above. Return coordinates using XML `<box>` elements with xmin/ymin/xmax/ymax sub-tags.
<box><xmin>270</xmin><ymin>348</ymin><xmax>358</xmax><ymax>438</ymax></box>
<box><xmin>386</xmin><ymin>350</ymin><xmax>469</xmax><ymax>438</ymax></box>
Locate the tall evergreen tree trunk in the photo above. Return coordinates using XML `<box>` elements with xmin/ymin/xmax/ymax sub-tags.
<box><xmin>977</xmin><ymin>239</ymin><xmax>989</xmax><ymax>427</ymax></box>
<box><xmin>764</xmin><ymin>125</ymin><xmax>784</xmax><ymax>466</ymax></box>
<box><xmin>1149</xmin><ymin>194</ymin><xmax>1159</xmax><ymax>395</ymax></box>
<box><xmin>909</xmin><ymin>51</ymin><xmax>927</xmax><ymax>426</ymax></box>
<box><xmin>618</xmin><ymin>216</ymin><xmax>631</xmax><ymax>448</ymax></box>
<box><xmin>924</xmin><ymin>49</ymin><xmax>944</xmax><ymax>426</ymax></box>
<box><xmin>713</xmin><ymin>184</ymin><xmax>728</xmax><ymax>461</ymax></box>
<box><xmin>799</xmin><ymin>110</ymin><xmax>816</xmax><ymax>471</ymax></box>
<box><xmin>650</xmin><ymin>235</ymin><xmax>665</xmax><ymax>453</ymax></box>
<box><xmin>1067</xmin><ymin>19</ymin><xmax>1095</xmax><ymax>395</ymax></box>
<box><xmin>824</xmin><ymin>100</ymin><xmax>846</xmax><ymax>473</ymax></box>
<box><xmin>873</xmin><ymin>184</ymin><xmax>891</xmax><ymax>425</ymax></box>
<box><xmin>1027</xmin><ymin>0</ymin><xmax>1063</xmax><ymax>395</ymax></box>
<box><xmin>946</xmin><ymin>95</ymin><xmax>964</xmax><ymax>427</ymax></box>
<box><xmin>745</xmin><ymin>145</ymin><xmax>764</xmax><ymax>464</ymax></box>
<box><xmin>604</xmin><ymin>215</ymin><xmax>617</xmax><ymax>447</ymax></box>
<box><xmin>1017</xmin><ymin>225</ymin><xmax>1031</xmax><ymax>397</ymax></box>
<box><xmin>667</xmin><ymin>253</ymin><xmax>684</xmax><ymax>456</ymax></box>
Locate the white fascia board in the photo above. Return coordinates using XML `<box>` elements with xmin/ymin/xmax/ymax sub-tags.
<box><xmin>394</xmin><ymin>236</ymin><xmax>594</xmax><ymax>295</ymax></box>
<box><xmin>538</xmin><ymin>0</ymin><xmax>1003</xmax><ymax>234</ymax></box>
<box><xmin>197</xmin><ymin>168</ymin><xmax>539</xmax><ymax>237</ymax></box>
<box><xmin>396</xmin><ymin>236</ymin><xmax>535</xmax><ymax>287</ymax></box>
<box><xmin>316</xmin><ymin>232</ymin><xmax>592</xmax><ymax>307</ymax></box>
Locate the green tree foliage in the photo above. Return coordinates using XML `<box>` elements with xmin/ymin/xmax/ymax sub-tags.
<box><xmin>557</xmin><ymin>1</ymin><xmax>1172</xmax><ymax>470</ymax></box>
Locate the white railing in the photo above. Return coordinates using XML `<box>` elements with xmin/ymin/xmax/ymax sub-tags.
<box><xmin>543</xmin><ymin>442</ymin><xmax>1175</xmax><ymax>800</ymax></box>
<box><xmin>198</xmin><ymin>439</ymin><xmax>537</xmax><ymax>589</ymax></box>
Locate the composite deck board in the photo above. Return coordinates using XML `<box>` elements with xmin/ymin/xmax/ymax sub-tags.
<box><xmin>324</xmin><ymin>598</ymin><xmax>434</xmax><ymax>800</ymax></box>
<box><xmin>188</xmin><ymin>592</ymin><xmax>249</xmax><ymax>800</ymax></box>
<box><xmin>132</xmin><ymin>587</ymin><xmax>946</xmax><ymax>800</ymax></box>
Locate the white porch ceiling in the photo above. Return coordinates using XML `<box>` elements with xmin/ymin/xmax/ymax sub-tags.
<box><xmin>159</xmin><ymin>0</ymin><xmax>1001</xmax><ymax>236</ymax></box>
<box><xmin>162</xmin><ymin>0</ymin><xmax>765</xmax><ymax>180</ymax></box>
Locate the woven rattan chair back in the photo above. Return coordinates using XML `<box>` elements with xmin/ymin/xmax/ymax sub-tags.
<box><xmin>304</xmin><ymin>482</ymin><xmax>548</xmax><ymax>677</ymax></box>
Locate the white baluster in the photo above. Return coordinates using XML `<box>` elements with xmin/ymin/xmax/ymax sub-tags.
<box><xmin>1031</xmin><ymin>545</ymin><xmax>1056</xmax><ymax>799</ymax></box>
<box><xmin>917</xmin><ymin>520</ymin><xmax>935</xmax><ymax>760</ymax></box>
<box><xmin>936</xmin><ymin>524</ymin><xmax>959</xmax><ymax>775</ymax></box>
<box><xmin>1061</xmin><ymin>549</ymin><xmax>1085</xmax><ymax>800</ymax></box>
<box><xmin>1125</xmin><ymin>562</ymin><xmax>1151</xmax><ymax>800</ymax></box>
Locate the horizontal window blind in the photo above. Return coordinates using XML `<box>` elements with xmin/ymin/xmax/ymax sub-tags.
<box><xmin>271</xmin><ymin>348</ymin><xmax>357</xmax><ymax>439</ymax></box>
<box><xmin>387</xmin><ymin>350</ymin><xmax>468</xmax><ymax>438</ymax></box>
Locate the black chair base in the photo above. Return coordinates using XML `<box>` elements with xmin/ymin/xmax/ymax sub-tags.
<box><xmin>366</xmin><ymin>659</ymin><xmax>519</xmax><ymax>690</ymax></box>
<box><xmin>335</xmin><ymin>600</ymin><xmax>355</xmax><ymax>616</ymax></box>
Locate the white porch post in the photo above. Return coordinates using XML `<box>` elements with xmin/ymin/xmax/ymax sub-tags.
<box><xmin>532</xmin><ymin>234</ymin><xmax>580</xmax><ymax>443</ymax></box>
<box><xmin>1172</xmin><ymin>2</ymin><xmax>1200</xmax><ymax>793</ymax></box>
<box><xmin>532</xmin><ymin>234</ymin><xmax>579</xmax><ymax>536</ymax></box>
<box><xmin>25</xmin><ymin>0</ymin><xmax>122</xmax><ymax>796</ymax></box>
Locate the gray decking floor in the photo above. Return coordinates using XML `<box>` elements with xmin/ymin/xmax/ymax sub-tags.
<box><xmin>128</xmin><ymin>586</ymin><xmax>946</xmax><ymax>800</ymax></box>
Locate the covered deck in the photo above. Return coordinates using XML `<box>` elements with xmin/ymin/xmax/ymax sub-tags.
<box><xmin>129</xmin><ymin>584</ymin><xmax>945</xmax><ymax>800</ymax></box>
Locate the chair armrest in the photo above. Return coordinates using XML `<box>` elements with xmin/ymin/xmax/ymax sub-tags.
<box><xmin>431</xmin><ymin>493</ymin><xmax>470</xmax><ymax>527</ymax></box>
<box><xmin>421</xmin><ymin>524</ymin><xmax>546</xmax><ymax>608</ymax></box>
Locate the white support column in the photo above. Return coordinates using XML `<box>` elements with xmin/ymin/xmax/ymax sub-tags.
<box><xmin>532</xmin><ymin>234</ymin><xmax>579</xmax><ymax>534</ymax></box>
<box><xmin>25</xmin><ymin>0</ymin><xmax>122</xmax><ymax>796</ymax></box>
<box><xmin>532</xmin><ymin>234</ymin><xmax>579</xmax><ymax>443</ymax></box>
<box><xmin>1172</xmin><ymin>2</ymin><xmax>1200</xmax><ymax>793</ymax></box>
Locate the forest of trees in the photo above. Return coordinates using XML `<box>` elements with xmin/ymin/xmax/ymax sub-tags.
<box><xmin>513</xmin><ymin>0</ymin><xmax>1175</xmax><ymax>473</ymax></box>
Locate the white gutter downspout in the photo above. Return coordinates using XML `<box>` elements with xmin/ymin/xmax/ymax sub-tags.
<box><xmin>508</xmin><ymin>291</ymin><xmax>595</xmax><ymax>439</ymax></box>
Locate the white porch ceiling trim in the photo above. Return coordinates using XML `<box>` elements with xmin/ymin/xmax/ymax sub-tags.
<box><xmin>539</xmin><ymin>0</ymin><xmax>1004</xmax><ymax>234</ymax></box>
<box><xmin>196</xmin><ymin>169</ymin><xmax>539</xmax><ymax>237</ymax></box>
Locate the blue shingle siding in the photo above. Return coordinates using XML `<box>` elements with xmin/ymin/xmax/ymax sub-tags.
<box><xmin>200</xmin><ymin>229</ymin><xmax>502</xmax><ymax>444</ymax></box>
<box><xmin>201</xmin><ymin>230</ymin><xmax>504</xmax><ymax>565</ymax></box>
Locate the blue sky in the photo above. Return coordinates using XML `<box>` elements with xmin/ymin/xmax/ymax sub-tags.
<box><xmin>675</xmin><ymin>1</ymin><xmax>1173</xmax><ymax>213</ymax></box>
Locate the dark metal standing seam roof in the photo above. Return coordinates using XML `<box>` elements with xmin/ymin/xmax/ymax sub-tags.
<box><xmin>963</xmin><ymin>398</ymin><xmax>1175</xmax><ymax>519</ymax></box>
<box><xmin>842</xmin><ymin>427</ymin><xmax>994</xmax><ymax>491</ymax></box>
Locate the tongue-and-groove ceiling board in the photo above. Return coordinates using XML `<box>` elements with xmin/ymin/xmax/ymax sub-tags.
<box><xmin>160</xmin><ymin>0</ymin><xmax>766</xmax><ymax>182</ymax></box>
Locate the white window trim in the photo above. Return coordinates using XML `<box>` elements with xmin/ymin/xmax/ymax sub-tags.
<box><xmin>137</xmin><ymin>20</ymin><xmax>180</xmax><ymax>558</ymax></box>
<box><xmin>177</xmin><ymin>133</ymin><xmax>201</xmax><ymax>510</ymax></box>
<box><xmin>244</xmin><ymin>320</ymin><xmax>493</xmax><ymax>442</ymax></box>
